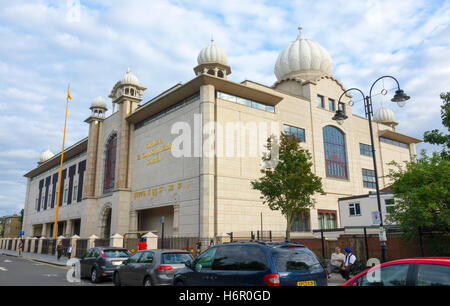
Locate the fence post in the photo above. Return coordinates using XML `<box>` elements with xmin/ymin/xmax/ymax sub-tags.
<box><xmin>88</xmin><ymin>235</ymin><xmax>98</xmax><ymax>249</ymax></box>
<box><xmin>38</xmin><ymin>237</ymin><xmax>46</xmax><ymax>254</ymax></box>
<box><xmin>217</xmin><ymin>233</ymin><xmax>231</xmax><ymax>244</ymax></box>
<box><xmin>320</xmin><ymin>229</ymin><xmax>325</xmax><ymax>258</ymax></box>
<box><xmin>110</xmin><ymin>233</ymin><xmax>123</xmax><ymax>248</ymax></box>
<box><xmin>143</xmin><ymin>232</ymin><xmax>157</xmax><ymax>250</ymax></box>
<box><xmin>30</xmin><ymin>237</ymin><xmax>37</xmax><ymax>253</ymax></box>
<box><xmin>418</xmin><ymin>227</ymin><xmax>424</xmax><ymax>257</ymax></box>
<box><xmin>70</xmin><ymin>235</ymin><xmax>80</xmax><ymax>259</ymax></box>
<box><xmin>24</xmin><ymin>237</ymin><xmax>30</xmax><ymax>253</ymax></box>
<box><xmin>363</xmin><ymin>227</ymin><xmax>369</xmax><ymax>263</ymax></box>
<box><xmin>269</xmin><ymin>231</ymin><xmax>272</xmax><ymax>242</ymax></box>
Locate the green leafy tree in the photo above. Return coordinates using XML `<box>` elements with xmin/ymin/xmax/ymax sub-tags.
<box><xmin>424</xmin><ymin>92</ymin><xmax>450</xmax><ymax>159</ymax></box>
<box><xmin>251</xmin><ymin>133</ymin><xmax>325</xmax><ymax>241</ymax></box>
<box><xmin>385</xmin><ymin>152</ymin><xmax>450</xmax><ymax>254</ymax></box>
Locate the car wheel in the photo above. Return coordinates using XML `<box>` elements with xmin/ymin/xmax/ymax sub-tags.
<box><xmin>143</xmin><ymin>276</ymin><xmax>152</xmax><ymax>287</ymax></box>
<box><xmin>91</xmin><ymin>267</ymin><xmax>100</xmax><ymax>284</ymax></box>
<box><xmin>113</xmin><ymin>272</ymin><xmax>121</xmax><ymax>286</ymax></box>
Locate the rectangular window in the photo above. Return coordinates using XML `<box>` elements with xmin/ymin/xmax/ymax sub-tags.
<box><xmin>318</xmin><ymin>211</ymin><xmax>337</xmax><ymax>230</ymax></box>
<box><xmin>63</xmin><ymin>188</ymin><xmax>68</xmax><ymax>204</ymax></box>
<box><xmin>73</xmin><ymin>186</ymin><xmax>78</xmax><ymax>202</ymax></box>
<box><xmin>217</xmin><ymin>91</ymin><xmax>275</xmax><ymax>113</ymax></box>
<box><xmin>338</xmin><ymin>102</ymin><xmax>345</xmax><ymax>114</ymax></box>
<box><xmin>283</xmin><ymin>124</ymin><xmax>306</xmax><ymax>142</ymax></box>
<box><xmin>380</xmin><ymin>137</ymin><xmax>409</xmax><ymax>149</ymax></box>
<box><xmin>349</xmin><ymin>203</ymin><xmax>361</xmax><ymax>216</ymax></box>
<box><xmin>317</xmin><ymin>95</ymin><xmax>325</xmax><ymax>108</ymax></box>
<box><xmin>360</xmin><ymin>143</ymin><xmax>373</xmax><ymax>157</ymax></box>
<box><xmin>328</xmin><ymin>99</ymin><xmax>335</xmax><ymax>111</ymax></box>
<box><xmin>291</xmin><ymin>211</ymin><xmax>310</xmax><ymax>232</ymax></box>
<box><xmin>385</xmin><ymin>198</ymin><xmax>395</xmax><ymax>214</ymax></box>
<box><xmin>362</xmin><ymin>168</ymin><xmax>376</xmax><ymax>189</ymax></box>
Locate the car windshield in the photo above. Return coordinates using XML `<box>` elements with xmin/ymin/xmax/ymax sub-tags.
<box><xmin>103</xmin><ymin>249</ymin><xmax>130</xmax><ymax>258</ymax></box>
<box><xmin>271</xmin><ymin>247</ymin><xmax>322</xmax><ymax>272</ymax></box>
<box><xmin>162</xmin><ymin>252</ymin><xmax>193</xmax><ymax>264</ymax></box>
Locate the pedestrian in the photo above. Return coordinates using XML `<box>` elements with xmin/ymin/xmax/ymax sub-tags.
<box><xmin>138</xmin><ymin>238</ymin><xmax>147</xmax><ymax>251</ymax></box>
<box><xmin>56</xmin><ymin>241</ymin><xmax>64</xmax><ymax>260</ymax></box>
<box><xmin>66</xmin><ymin>245</ymin><xmax>73</xmax><ymax>259</ymax></box>
<box><xmin>17</xmin><ymin>239</ymin><xmax>24</xmax><ymax>256</ymax></box>
<box><xmin>210</xmin><ymin>239</ymin><xmax>214</xmax><ymax>247</ymax></box>
<box><xmin>196</xmin><ymin>241</ymin><xmax>202</xmax><ymax>257</ymax></box>
<box><xmin>339</xmin><ymin>247</ymin><xmax>356</xmax><ymax>280</ymax></box>
<box><xmin>326</xmin><ymin>246</ymin><xmax>345</xmax><ymax>278</ymax></box>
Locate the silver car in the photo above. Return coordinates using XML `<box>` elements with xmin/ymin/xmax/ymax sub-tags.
<box><xmin>113</xmin><ymin>249</ymin><xmax>193</xmax><ymax>286</ymax></box>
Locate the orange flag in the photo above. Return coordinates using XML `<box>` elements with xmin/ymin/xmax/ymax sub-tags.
<box><xmin>67</xmin><ymin>86</ymin><xmax>72</xmax><ymax>101</ymax></box>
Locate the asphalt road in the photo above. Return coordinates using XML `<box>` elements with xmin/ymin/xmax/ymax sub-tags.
<box><xmin>0</xmin><ymin>254</ymin><xmax>113</xmax><ymax>286</ymax></box>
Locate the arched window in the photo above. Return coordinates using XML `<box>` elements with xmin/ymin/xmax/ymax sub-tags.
<box><xmin>103</xmin><ymin>134</ymin><xmax>117</xmax><ymax>193</ymax></box>
<box><xmin>323</xmin><ymin>126</ymin><xmax>348</xmax><ymax>179</ymax></box>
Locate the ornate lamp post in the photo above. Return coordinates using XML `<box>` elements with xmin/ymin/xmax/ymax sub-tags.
<box><xmin>333</xmin><ymin>76</ymin><xmax>410</xmax><ymax>263</ymax></box>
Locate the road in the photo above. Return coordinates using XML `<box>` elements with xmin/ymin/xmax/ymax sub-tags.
<box><xmin>0</xmin><ymin>254</ymin><xmax>113</xmax><ymax>286</ymax></box>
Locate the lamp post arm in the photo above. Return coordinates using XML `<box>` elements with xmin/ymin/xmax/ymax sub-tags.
<box><xmin>369</xmin><ymin>75</ymin><xmax>401</xmax><ymax>100</ymax></box>
<box><xmin>337</xmin><ymin>87</ymin><xmax>366</xmax><ymax>105</ymax></box>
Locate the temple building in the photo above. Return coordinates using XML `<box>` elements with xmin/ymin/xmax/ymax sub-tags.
<box><xmin>22</xmin><ymin>28</ymin><xmax>421</xmax><ymax>240</ymax></box>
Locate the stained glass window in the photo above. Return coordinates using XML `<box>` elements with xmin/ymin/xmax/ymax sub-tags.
<box><xmin>323</xmin><ymin>126</ymin><xmax>347</xmax><ymax>179</ymax></box>
<box><xmin>104</xmin><ymin>134</ymin><xmax>117</xmax><ymax>193</ymax></box>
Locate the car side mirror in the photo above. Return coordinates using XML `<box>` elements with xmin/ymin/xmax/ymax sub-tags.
<box><xmin>123</xmin><ymin>259</ymin><xmax>129</xmax><ymax>265</ymax></box>
<box><xmin>185</xmin><ymin>260</ymin><xmax>192</xmax><ymax>268</ymax></box>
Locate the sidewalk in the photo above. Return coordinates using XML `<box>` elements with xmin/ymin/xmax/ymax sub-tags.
<box><xmin>0</xmin><ymin>249</ymin><xmax>70</xmax><ymax>266</ymax></box>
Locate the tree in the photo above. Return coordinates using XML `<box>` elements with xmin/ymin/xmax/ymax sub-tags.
<box><xmin>19</xmin><ymin>209</ymin><xmax>24</xmax><ymax>223</ymax></box>
<box><xmin>385</xmin><ymin>152</ymin><xmax>450</xmax><ymax>254</ymax></box>
<box><xmin>424</xmin><ymin>92</ymin><xmax>450</xmax><ymax>159</ymax></box>
<box><xmin>251</xmin><ymin>133</ymin><xmax>324</xmax><ymax>241</ymax></box>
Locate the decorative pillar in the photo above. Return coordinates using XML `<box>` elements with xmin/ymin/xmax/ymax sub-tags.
<box><xmin>143</xmin><ymin>232</ymin><xmax>158</xmax><ymax>250</ymax></box>
<box><xmin>173</xmin><ymin>204</ymin><xmax>180</xmax><ymax>236</ymax></box>
<box><xmin>30</xmin><ymin>237</ymin><xmax>38</xmax><ymax>253</ymax></box>
<box><xmin>129</xmin><ymin>211</ymin><xmax>138</xmax><ymax>233</ymax></box>
<box><xmin>65</xmin><ymin>220</ymin><xmax>73</xmax><ymax>237</ymax></box>
<box><xmin>88</xmin><ymin>235</ymin><xmax>98</xmax><ymax>249</ymax></box>
<box><xmin>216</xmin><ymin>233</ymin><xmax>230</xmax><ymax>244</ymax></box>
<box><xmin>38</xmin><ymin>237</ymin><xmax>46</xmax><ymax>254</ymax></box>
<box><xmin>70</xmin><ymin>235</ymin><xmax>80</xmax><ymax>259</ymax></box>
<box><xmin>110</xmin><ymin>233</ymin><xmax>123</xmax><ymax>248</ymax></box>
<box><xmin>24</xmin><ymin>237</ymin><xmax>31</xmax><ymax>253</ymax></box>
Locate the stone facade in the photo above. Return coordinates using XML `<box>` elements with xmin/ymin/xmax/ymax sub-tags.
<box><xmin>22</xmin><ymin>30</ymin><xmax>420</xmax><ymax>241</ymax></box>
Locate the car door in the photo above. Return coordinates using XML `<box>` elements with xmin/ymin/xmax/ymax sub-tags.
<box><xmin>212</xmin><ymin>245</ymin><xmax>269</xmax><ymax>286</ymax></box>
<box><xmin>135</xmin><ymin>251</ymin><xmax>154</xmax><ymax>285</ymax></box>
<box><xmin>120</xmin><ymin>252</ymin><xmax>142</xmax><ymax>286</ymax></box>
<box><xmin>80</xmin><ymin>249</ymin><xmax>93</xmax><ymax>277</ymax></box>
<box><xmin>355</xmin><ymin>263</ymin><xmax>411</xmax><ymax>286</ymax></box>
<box><xmin>185</xmin><ymin>247</ymin><xmax>218</xmax><ymax>286</ymax></box>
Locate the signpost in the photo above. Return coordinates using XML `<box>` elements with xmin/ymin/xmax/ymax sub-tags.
<box><xmin>160</xmin><ymin>216</ymin><xmax>165</xmax><ymax>249</ymax></box>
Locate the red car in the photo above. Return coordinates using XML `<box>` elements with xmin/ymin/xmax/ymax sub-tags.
<box><xmin>341</xmin><ymin>257</ymin><xmax>450</xmax><ymax>286</ymax></box>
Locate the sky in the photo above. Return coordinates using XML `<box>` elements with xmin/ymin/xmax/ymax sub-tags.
<box><xmin>0</xmin><ymin>0</ymin><xmax>449</xmax><ymax>216</ymax></box>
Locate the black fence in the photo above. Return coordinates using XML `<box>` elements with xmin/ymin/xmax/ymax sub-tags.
<box><xmin>8</xmin><ymin>240</ymin><xmax>12</xmax><ymax>250</ymax></box>
<box><xmin>157</xmin><ymin>236</ymin><xmax>200</xmax><ymax>255</ymax></box>
<box><xmin>76</xmin><ymin>239</ymin><xmax>88</xmax><ymax>258</ymax></box>
<box><xmin>41</xmin><ymin>239</ymin><xmax>50</xmax><ymax>254</ymax></box>
<box><xmin>227</xmin><ymin>231</ymin><xmax>285</xmax><ymax>243</ymax></box>
<box><xmin>94</xmin><ymin>239</ymin><xmax>110</xmax><ymax>247</ymax></box>
<box><xmin>34</xmin><ymin>240</ymin><xmax>39</xmax><ymax>253</ymax></box>
<box><xmin>27</xmin><ymin>240</ymin><xmax>32</xmax><ymax>253</ymax></box>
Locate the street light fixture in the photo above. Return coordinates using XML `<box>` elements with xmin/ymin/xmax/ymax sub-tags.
<box><xmin>333</xmin><ymin>75</ymin><xmax>410</xmax><ymax>263</ymax></box>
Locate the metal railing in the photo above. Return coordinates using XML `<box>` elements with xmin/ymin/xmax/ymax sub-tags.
<box><xmin>75</xmin><ymin>239</ymin><xmax>88</xmax><ymax>258</ymax></box>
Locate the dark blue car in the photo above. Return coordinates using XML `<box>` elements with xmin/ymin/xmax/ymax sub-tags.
<box><xmin>173</xmin><ymin>242</ymin><xmax>327</xmax><ymax>286</ymax></box>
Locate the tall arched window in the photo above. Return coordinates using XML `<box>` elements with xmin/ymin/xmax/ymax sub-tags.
<box><xmin>104</xmin><ymin>134</ymin><xmax>117</xmax><ymax>193</ymax></box>
<box><xmin>323</xmin><ymin>126</ymin><xmax>348</xmax><ymax>179</ymax></box>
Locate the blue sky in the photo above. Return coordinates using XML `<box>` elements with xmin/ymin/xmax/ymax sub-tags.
<box><xmin>0</xmin><ymin>0</ymin><xmax>449</xmax><ymax>216</ymax></box>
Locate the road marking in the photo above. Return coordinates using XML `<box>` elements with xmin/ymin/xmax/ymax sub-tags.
<box><xmin>3</xmin><ymin>260</ymin><xmax>12</xmax><ymax>263</ymax></box>
<box><xmin>22</xmin><ymin>258</ymin><xmax>69</xmax><ymax>270</ymax></box>
<box><xmin>0</xmin><ymin>267</ymin><xmax>8</xmax><ymax>271</ymax></box>
<box><xmin>42</xmin><ymin>274</ymin><xmax>59</xmax><ymax>277</ymax></box>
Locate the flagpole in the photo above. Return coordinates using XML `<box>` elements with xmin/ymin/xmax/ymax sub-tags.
<box><xmin>53</xmin><ymin>85</ymin><xmax>71</xmax><ymax>239</ymax></box>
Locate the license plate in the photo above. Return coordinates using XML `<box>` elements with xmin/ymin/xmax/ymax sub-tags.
<box><xmin>112</xmin><ymin>261</ymin><xmax>123</xmax><ymax>266</ymax></box>
<box><xmin>297</xmin><ymin>280</ymin><xmax>315</xmax><ymax>286</ymax></box>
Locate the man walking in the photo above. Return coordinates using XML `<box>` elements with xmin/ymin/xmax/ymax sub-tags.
<box><xmin>327</xmin><ymin>246</ymin><xmax>345</xmax><ymax>278</ymax></box>
<box><xmin>56</xmin><ymin>241</ymin><xmax>64</xmax><ymax>260</ymax></box>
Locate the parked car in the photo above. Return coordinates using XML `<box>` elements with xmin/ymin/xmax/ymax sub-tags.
<box><xmin>79</xmin><ymin>247</ymin><xmax>131</xmax><ymax>283</ymax></box>
<box><xmin>341</xmin><ymin>257</ymin><xmax>450</xmax><ymax>286</ymax></box>
<box><xmin>113</xmin><ymin>249</ymin><xmax>194</xmax><ymax>286</ymax></box>
<box><xmin>173</xmin><ymin>242</ymin><xmax>327</xmax><ymax>286</ymax></box>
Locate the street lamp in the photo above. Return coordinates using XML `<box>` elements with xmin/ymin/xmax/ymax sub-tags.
<box><xmin>333</xmin><ymin>75</ymin><xmax>410</xmax><ymax>263</ymax></box>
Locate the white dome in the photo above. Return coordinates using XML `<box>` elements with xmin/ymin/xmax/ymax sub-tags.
<box><xmin>40</xmin><ymin>149</ymin><xmax>54</xmax><ymax>163</ymax></box>
<box><xmin>121</xmin><ymin>68</ymin><xmax>140</xmax><ymax>86</ymax></box>
<box><xmin>274</xmin><ymin>27</ymin><xmax>332</xmax><ymax>81</ymax></box>
<box><xmin>197</xmin><ymin>39</ymin><xmax>228</xmax><ymax>65</ymax></box>
<box><xmin>90</xmin><ymin>96</ymin><xmax>107</xmax><ymax>110</ymax></box>
<box><xmin>374</xmin><ymin>106</ymin><xmax>395</xmax><ymax>123</ymax></box>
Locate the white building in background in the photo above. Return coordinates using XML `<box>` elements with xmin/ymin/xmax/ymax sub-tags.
<box><xmin>21</xmin><ymin>28</ymin><xmax>420</xmax><ymax>241</ymax></box>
